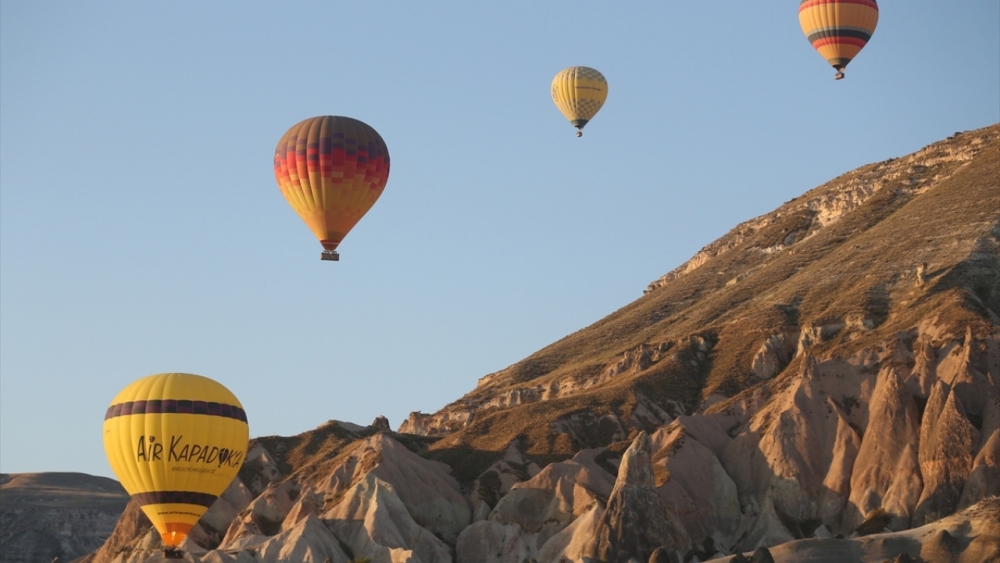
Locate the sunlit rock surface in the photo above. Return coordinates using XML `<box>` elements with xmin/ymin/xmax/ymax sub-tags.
<box><xmin>80</xmin><ymin>125</ymin><xmax>1000</xmax><ymax>563</ymax></box>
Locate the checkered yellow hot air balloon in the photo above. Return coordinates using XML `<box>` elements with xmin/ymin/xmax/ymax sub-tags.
<box><xmin>274</xmin><ymin>116</ymin><xmax>390</xmax><ymax>261</ymax></box>
<box><xmin>551</xmin><ymin>66</ymin><xmax>608</xmax><ymax>137</ymax></box>
<box><xmin>103</xmin><ymin>373</ymin><xmax>249</xmax><ymax>558</ymax></box>
<box><xmin>799</xmin><ymin>0</ymin><xmax>879</xmax><ymax>80</ymax></box>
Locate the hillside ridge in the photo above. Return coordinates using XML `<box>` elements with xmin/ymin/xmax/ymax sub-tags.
<box><xmin>0</xmin><ymin>472</ymin><xmax>129</xmax><ymax>563</ymax></box>
<box><xmin>82</xmin><ymin>123</ymin><xmax>1000</xmax><ymax>563</ymax></box>
<box><xmin>399</xmin><ymin>124</ymin><xmax>999</xmax><ymax>449</ymax></box>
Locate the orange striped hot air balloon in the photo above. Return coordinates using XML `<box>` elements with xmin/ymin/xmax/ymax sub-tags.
<box><xmin>799</xmin><ymin>0</ymin><xmax>879</xmax><ymax>80</ymax></box>
<box><xmin>273</xmin><ymin>116</ymin><xmax>390</xmax><ymax>261</ymax></box>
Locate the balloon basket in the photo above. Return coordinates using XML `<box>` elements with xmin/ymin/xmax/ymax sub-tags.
<box><xmin>163</xmin><ymin>547</ymin><xmax>184</xmax><ymax>559</ymax></box>
<box><xmin>321</xmin><ymin>250</ymin><xmax>340</xmax><ymax>261</ymax></box>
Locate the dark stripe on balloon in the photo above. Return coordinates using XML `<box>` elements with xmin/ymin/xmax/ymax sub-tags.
<box><xmin>105</xmin><ymin>400</ymin><xmax>247</xmax><ymax>422</ymax></box>
<box><xmin>800</xmin><ymin>0</ymin><xmax>877</xmax><ymax>10</ymax></box>
<box><xmin>807</xmin><ymin>28</ymin><xmax>872</xmax><ymax>42</ymax></box>
<box><xmin>133</xmin><ymin>491</ymin><xmax>218</xmax><ymax>508</ymax></box>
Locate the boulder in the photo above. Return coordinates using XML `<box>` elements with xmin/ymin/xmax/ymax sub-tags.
<box><xmin>588</xmin><ymin>432</ymin><xmax>690</xmax><ymax>563</ymax></box>
<box><xmin>323</xmin><ymin>474</ymin><xmax>452</xmax><ymax>563</ymax></box>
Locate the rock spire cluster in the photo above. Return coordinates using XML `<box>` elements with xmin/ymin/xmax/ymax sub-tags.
<box><xmin>71</xmin><ymin>125</ymin><xmax>1000</xmax><ymax>563</ymax></box>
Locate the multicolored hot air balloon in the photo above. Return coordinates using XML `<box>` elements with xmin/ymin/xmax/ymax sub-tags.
<box><xmin>799</xmin><ymin>0</ymin><xmax>879</xmax><ymax>80</ymax></box>
<box><xmin>274</xmin><ymin>116</ymin><xmax>390</xmax><ymax>261</ymax></box>
<box><xmin>551</xmin><ymin>66</ymin><xmax>608</xmax><ymax>137</ymax></box>
<box><xmin>103</xmin><ymin>373</ymin><xmax>249</xmax><ymax>558</ymax></box>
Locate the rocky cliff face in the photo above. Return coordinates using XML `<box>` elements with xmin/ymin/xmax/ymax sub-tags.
<box><xmin>706</xmin><ymin>498</ymin><xmax>1000</xmax><ymax>563</ymax></box>
<box><xmin>0</xmin><ymin>472</ymin><xmax>129</xmax><ymax>563</ymax></box>
<box><xmin>84</xmin><ymin>124</ymin><xmax>1000</xmax><ymax>562</ymax></box>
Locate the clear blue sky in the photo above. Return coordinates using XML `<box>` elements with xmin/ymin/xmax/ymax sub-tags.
<box><xmin>2</xmin><ymin>2</ymin><xmax>997</xmax><ymax>478</ymax></box>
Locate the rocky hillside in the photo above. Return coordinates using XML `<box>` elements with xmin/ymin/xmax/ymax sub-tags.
<box><xmin>85</xmin><ymin>124</ymin><xmax>999</xmax><ymax>563</ymax></box>
<box><xmin>706</xmin><ymin>498</ymin><xmax>999</xmax><ymax>562</ymax></box>
<box><xmin>0</xmin><ymin>472</ymin><xmax>129</xmax><ymax>563</ymax></box>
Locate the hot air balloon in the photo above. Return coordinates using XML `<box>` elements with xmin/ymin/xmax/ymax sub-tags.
<box><xmin>799</xmin><ymin>0</ymin><xmax>879</xmax><ymax>80</ymax></box>
<box><xmin>274</xmin><ymin>116</ymin><xmax>390</xmax><ymax>261</ymax></box>
<box><xmin>103</xmin><ymin>373</ymin><xmax>249</xmax><ymax>558</ymax></box>
<box><xmin>551</xmin><ymin>66</ymin><xmax>608</xmax><ymax>137</ymax></box>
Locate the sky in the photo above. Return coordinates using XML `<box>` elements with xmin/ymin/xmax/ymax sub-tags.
<box><xmin>2</xmin><ymin>2</ymin><xmax>998</xmax><ymax>479</ymax></box>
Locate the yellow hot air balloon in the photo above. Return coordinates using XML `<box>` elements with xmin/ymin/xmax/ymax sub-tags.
<box><xmin>103</xmin><ymin>373</ymin><xmax>249</xmax><ymax>558</ymax></box>
<box><xmin>799</xmin><ymin>0</ymin><xmax>879</xmax><ymax>80</ymax></box>
<box><xmin>551</xmin><ymin>66</ymin><xmax>608</xmax><ymax>137</ymax></box>
<box><xmin>274</xmin><ymin>115</ymin><xmax>390</xmax><ymax>261</ymax></box>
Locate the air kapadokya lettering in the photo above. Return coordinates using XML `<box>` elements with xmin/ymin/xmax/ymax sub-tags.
<box><xmin>136</xmin><ymin>435</ymin><xmax>164</xmax><ymax>461</ymax></box>
<box><xmin>135</xmin><ymin>435</ymin><xmax>244</xmax><ymax>468</ymax></box>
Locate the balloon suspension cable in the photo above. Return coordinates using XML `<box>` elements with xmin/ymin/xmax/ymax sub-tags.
<box><xmin>163</xmin><ymin>547</ymin><xmax>184</xmax><ymax>559</ymax></box>
<box><xmin>834</xmin><ymin>71</ymin><xmax>845</xmax><ymax>80</ymax></box>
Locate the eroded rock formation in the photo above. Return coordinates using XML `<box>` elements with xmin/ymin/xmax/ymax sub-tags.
<box><xmin>83</xmin><ymin>125</ymin><xmax>1000</xmax><ymax>563</ymax></box>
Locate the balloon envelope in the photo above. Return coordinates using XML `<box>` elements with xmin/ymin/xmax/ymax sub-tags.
<box><xmin>551</xmin><ymin>66</ymin><xmax>608</xmax><ymax>135</ymax></box>
<box><xmin>103</xmin><ymin>373</ymin><xmax>249</xmax><ymax>549</ymax></box>
<box><xmin>273</xmin><ymin>116</ymin><xmax>390</xmax><ymax>253</ymax></box>
<box><xmin>799</xmin><ymin>0</ymin><xmax>879</xmax><ymax>78</ymax></box>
